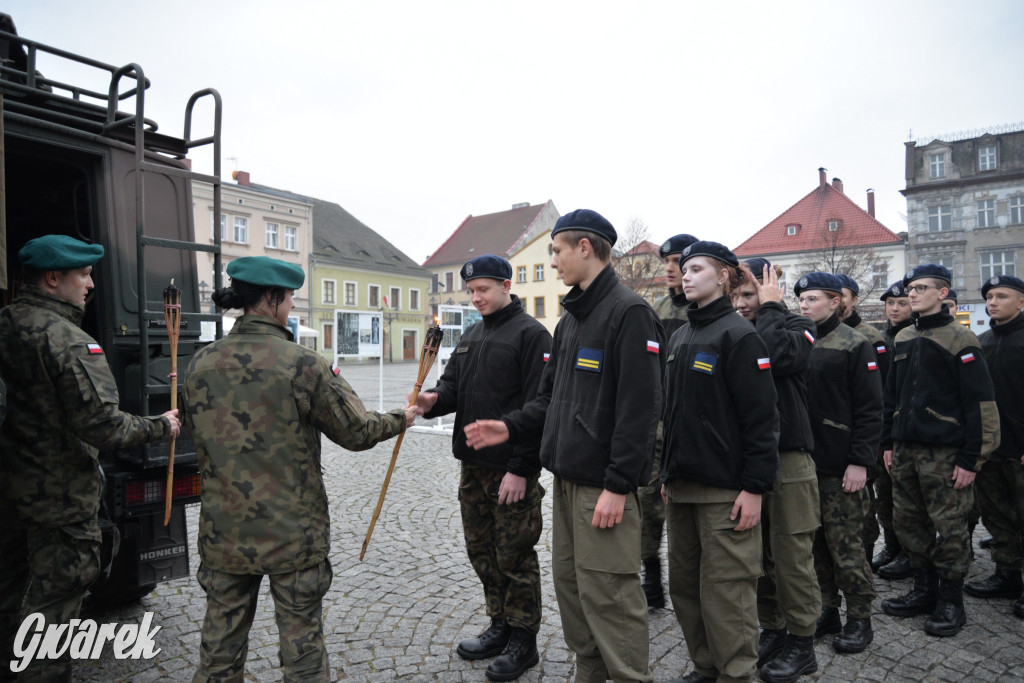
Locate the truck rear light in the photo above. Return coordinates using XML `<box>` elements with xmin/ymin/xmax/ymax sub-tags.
<box><xmin>124</xmin><ymin>474</ymin><xmax>202</xmax><ymax>508</ymax></box>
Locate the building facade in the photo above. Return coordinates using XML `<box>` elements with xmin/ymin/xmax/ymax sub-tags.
<box><xmin>734</xmin><ymin>168</ymin><xmax>906</xmax><ymax>323</ymax></box>
<box><xmin>902</xmin><ymin>125</ymin><xmax>1024</xmax><ymax>329</ymax></box>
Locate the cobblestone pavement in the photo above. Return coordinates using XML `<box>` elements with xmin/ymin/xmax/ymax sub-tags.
<box><xmin>70</xmin><ymin>362</ymin><xmax>1024</xmax><ymax>681</ymax></box>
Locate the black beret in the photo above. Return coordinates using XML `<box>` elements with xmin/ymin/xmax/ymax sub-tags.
<box><xmin>794</xmin><ymin>272</ymin><xmax>843</xmax><ymax>297</ymax></box>
<box><xmin>743</xmin><ymin>257</ymin><xmax>772</xmax><ymax>280</ymax></box>
<box><xmin>680</xmin><ymin>240</ymin><xmax>739</xmax><ymax>267</ymax></box>
<box><xmin>836</xmin><ymin>273</ymin><xmax>859</xmax><ymax>295</ymax></box>
<box><xmin>945</xmin><ymin>288</ymin><xmax>958</xmax><ymax>303</ymax></box>
<box><xmin>552</xmin><ymin>209</ymin><xmax>617</xmax><ymax>246</ymax></box>
<box><xmin>981</xmin><ymin>274</ymin><xmax>1024</xmax><ymax>298</ymax></box>
<box><xmin>19</xmin><ymin>235</ymin><xmax>104</xmax><ymax>270</ymax></box>
<box><xmin>903</xmin><ymin>263</ymin><xmax>951</xmax><ymax>287</ymax></box>
<box><xmin>659</xmin><ymin>234</ymin><xmax>699</xmax><ymax>258</ymax></box>
<box><xmin>227</xmin><ymin>256</ymin><xmax>305</xmax><ymax>289</ymax></box>
<box><xmin>879</xmin><ymin>281</ymin><xmax>908</xmax><ymax>301</ymax></box>
<box><xmin>460</xmin><ymin>254</ymin><xmax>512</xmax><ymax>282</ymax></box>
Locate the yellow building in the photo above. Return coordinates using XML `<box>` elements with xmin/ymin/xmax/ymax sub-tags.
<box><xmin>508</xmin><ymin>231</ymin><xmax>568</xmax><ymax>334</ymax></box>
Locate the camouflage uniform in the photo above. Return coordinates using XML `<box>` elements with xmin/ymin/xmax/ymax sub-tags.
<box><xmin>0</xmin><ymin>287</ymin><xmax>171</xmax><ymax>681</ymax></box>
<box><xmin>882</xmin><ymin>308</ymin><xmax>1000</xmax><ymax>580</ymax></box>
<box><xmin>843</xmin><ymin>311</ymin><xmax>891</xmax><ymax>555</ymax></box>
<box><xmin>643</xmin><ymin>291</ymin><xmax>688</xmax><ymax>562</ymax></box>
<box><xmin>806</xmin><ymin>314</ymin><xmax>882</xmax><ymax>620</ymax></box>
<box><xmin>182</xmin><ymin>315</ymin><xmax>406</xmax><ymax>681</ymax></box>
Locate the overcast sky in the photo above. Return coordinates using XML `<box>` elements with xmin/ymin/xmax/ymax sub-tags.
<box><xmin>7</xmin><ymin>1</ymin><xmax>1024</xmax><ymax>264</ymax></box>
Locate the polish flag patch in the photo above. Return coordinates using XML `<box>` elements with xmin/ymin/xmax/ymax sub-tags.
<box><xmin>330</xmin><ymin>364</ymin><xmax>341</xmax><ymax>376</ymax></box>
<box><xmin>961</xmin><ymin>353</ymin><xmax>976</xmax><ymax>364</ymax></box>
<box><xmin>876</xmin><ymin>344</ymin><xmax>887</xmax><ymax>354</ymax></box>
<box><xmin>86</xmin><ymin>343</ymin><xmax>103</xmax><ymax>355</ymax></box>
<box><xmin>803</xmin><ymin>330</ymin><xmax>815</xmax><ymax>344</ymax></box>
<box><xmin>757</xmin><ymin>357</ymin><xmax>771</xmax><ymax>370</ymax></box>
<box><xmin>646</xmin><ymin>340</ymin><xmax>660</xmax><ymax>354</ymax></box>
<box><xmin>867</xmin><ymin>361</ymin><xmax>878</xmax><ymax>371</ymax></box>
<box><xmin>543</xmin><ymin>352</ymin><xmax>550</xmax><ymax>362</ymax></box>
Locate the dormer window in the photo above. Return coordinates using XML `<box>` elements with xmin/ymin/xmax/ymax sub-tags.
<box><xmin>786</xmin><ymin>224</ymin><xmax>799</xmax><ymax>236</ymax></box>
<box><xmin>828</xmin><ymin>220</ymin><xmax>840</xmax><ymax>232</ymax></box>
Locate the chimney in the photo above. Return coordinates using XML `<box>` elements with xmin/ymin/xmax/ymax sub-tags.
<box><xmin>867</xmin><ymin>188</ymin><xmax>876</xmax><ymax>217</ymax></box>
<box><xmin>232</xmin><ymin>170</ymin><xmax>250</xmax><ymax>186</ymax></box>
<box><xmin>818</xmin><ymin>167</ymin><xmax>827</xmax><ymax>190</ymax></box>
<box><xmin>832</xmin><ymin>177</ymin><xmax>844</xmax><ymax>194</ymax></box>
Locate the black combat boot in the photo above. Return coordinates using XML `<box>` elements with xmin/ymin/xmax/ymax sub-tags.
<box><xmin>964</xmin><ymin>567</ymin><xmax>1024</xmax><ymax>599</ymax></box>
<box><xmin>877</xmin><ymin>550</ymin><xmax>913</xmax><ymax>580</ymax></box>
<box><xmin>925</xmin><ymin>578</ymin><xmax>967</xmax><ymax>637</ymax></box>
<box><xmin>758</xmin><ymin>634</ymin><xmax>817</xmax><ymax>683</ymax></box>
<box><xmin>642</xmin><ymin>557</ymin><xmax>665</xmax><ymax>609</ymax></box>
<box><xmin>979</xmin><ymin>536</ymin><xmax>994</xmax><ymax>549</ymax></box>
<box><xmin>832</xmin><ymin>617</ymin><xmax>873</xmax><ymax>654</ymax></box>
<box><xmin>870</xmin><ymin>528</ymin><xmax>902</xmax><ymax>573</ymax></box>
<box><xmin>882</xmin><ymin>567</ymin><xmax>938</xmax><ymax>617</ymax></box>
<box><xmin>814</xmin><ymin>606</ymin><xmax>841</xmax><ymax>637</ymax></box>
<box><xmin>456</xmin><ymin>618</ymin><xmax>511</xmax><ymax>660</ymax></box>
<box><xmin>485</xmin><ymin>627</ymin><xmax>539</xmax><ymax>681</ymax></box>
<box><xmin>756</xmin><ymin>628</ymin><xmax>787</xmax><ymax>668</ymax></box>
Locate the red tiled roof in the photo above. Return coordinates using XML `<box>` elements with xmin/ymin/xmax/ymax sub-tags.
<box><xmin>624</xmin><ymin>240</ymin><xmax>661</xmax><ymax>256</ymax></box>
<box><xmin>734</xmin><ymin>181</ymin><xmax>903</xmax><ymax>258</ymax></box>
<box><xmin>424</xmin><ymin>204</ymin><xmax>547</xmax><ymax>267</ymax></box>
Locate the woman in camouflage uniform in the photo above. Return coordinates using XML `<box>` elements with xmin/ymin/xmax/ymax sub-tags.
<box><xmin>182</xmin><ymin>256</ymin><xmax>417</xmax><ymax>682</ymax></box>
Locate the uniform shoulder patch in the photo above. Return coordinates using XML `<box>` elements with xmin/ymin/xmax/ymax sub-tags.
<box><xmin>961</xmin><ymin>352</ymin><xmax>976</xmax><ymax>364</ymax></box>
<box><xmin>757</xmin><ymin>357</ymin><xmax>771</xmax><ymax>370</ymax></box>
<box><xmin>803</xmin><ymin>330</ymin><xmax>815</xmax><ymax>344</ymax></box>
<box><xmin>576</xmin><ymin>347</ymin><xmax>603</xmax><ymax>373</ymax></box>
<box><xmin>875</xmin><ymin>343</ymin><xmax>887</xmax><ymax>354</ymax></box>
<box><xmin>543</xmin><ymin>352</ymin><xmax>550</xmax><ymax>362</ymax></box>
<box><xmin>86</xmin><ymin>343</ymin><xmax>104</xmax><ymax>355</ymax></box>
<box><xmin>646</xmin><ymin>340</ymin><xmax>660</xmax><ymax>354</ymax></box>
<box><xmin>867</xmin><ymin>361</ymin><xmax>878</xmax><ymax>371</ymax></box>
<box><xmin>330</xmin><ymin>364</ymin><xmax>341</xmax><ymax>376</ymax></box>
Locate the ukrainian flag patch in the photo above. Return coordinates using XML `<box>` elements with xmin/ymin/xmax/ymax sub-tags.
<box><xmin>692</xmin><ymin>352</ymin><xmax>717</xmax><ymax>375</ymax></box>
<box><xmin>576</xmin><ymin>347</ymin><xmax>603</xmax><ymax>373</ymax></box>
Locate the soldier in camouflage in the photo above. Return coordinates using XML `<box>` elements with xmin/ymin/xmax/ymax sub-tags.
<box><xmin>182</xmin><ymin>256</ymin><xmax>416</xmax><ymax>682</ymax></box>
<box><xmin>0</xmin><ymin>235</ymin><xmax>180</xmax><ymax>682</ymax></box>
<box><xmin>881</xmin><ymin>264</ymin><xmax>1000</xmax><ymax>638</ymax></box>
<box><xmin>414</xmin><ymin>255</ymin><xmax>551</xmax><ymax>681</ymax></box>
<box><xmin>641</xmin><ymin>233</ymin><xmax>697</xmax><ymax>610</ymax></box>
<box><xmin>797</xmin><ymin>272</ymin><xmax>882</xmax><ymax>657</ymax></box>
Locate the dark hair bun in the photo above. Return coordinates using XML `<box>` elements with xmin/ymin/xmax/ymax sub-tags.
<box><xmin>211</xmin><ymin>287</ymin><xmax>244</xmax><ymax>310</ymax></box>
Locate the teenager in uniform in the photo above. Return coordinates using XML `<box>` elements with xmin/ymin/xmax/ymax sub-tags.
<box><xmin>872</xmin><ymin>281</ymin><xmax>914</xmax><ymax>579</ymax></box>
<box><xmin>641</xmin><ymin>233</ymin><xmax>698</xmax><ymax>610</ymax></box>
<box><xmin>465</xmin><ymin>209</ymin><xmax>662</xmax><ymax>682</ymax></box>
<box><xmin>880</xmin><ymin>264</ymin><xmax>1000</xmax><ymax>637</ymax></box>
<box><xmin>964</xmin><ymin>274</ymin><xmax>1024</xmax><ymax>619</ymax></box>
<box><xmin>182</xmin><ymin>256</ymin><xmax>416</xmax><ymax>681</ymax></box>
<box><xmin>797</xmin><ymin>272</ymin><xmax>881</xmax><ymax>656</ymax></box>
<box><xmin>732</xmin><ymin>258</ymin><xmax>820</xmax><ymax>682</ymax></box>
<box><xmin>0</xmin><ymin>235</ymin><xmax>181</xmax><ymax>681</ymax></box>
<box><xmin>661</xmin><ymin>241</ymin><xmax>779</xmax><ymax>683</ymax></box>
<box><xmin>414</xmin><ymin>255</ymin><xmax>552</xmax><ymax>680</ymax></box>
<box><xmin>835</xmin><ymin>274</ymin><xmax>892</xmax><ymax>566</ymax></box>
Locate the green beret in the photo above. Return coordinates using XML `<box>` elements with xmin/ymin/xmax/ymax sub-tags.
<box><xmin>227</xmin><ymin>256</ymin><xmax>305</xmax><ymax>289</ymax></box>
<box><xmin>18</xmin><ymin>235</ymin><xmax>104</xmax><ymax>270</ymax></box>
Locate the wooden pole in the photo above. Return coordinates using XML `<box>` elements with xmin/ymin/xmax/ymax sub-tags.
<box><xmin>162</xmin><ymin>281</ymin><xmax>182</xmax><ymax>526</ymax></box>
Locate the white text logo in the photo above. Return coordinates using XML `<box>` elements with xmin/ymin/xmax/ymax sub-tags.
<box><xmin>10</xmin><ymin>612</ymin><xmax>161</xmax><ymax>673</ymax></box>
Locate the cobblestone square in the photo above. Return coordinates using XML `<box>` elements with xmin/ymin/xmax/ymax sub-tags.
<box><xmin>70</xmin><ymin>362</ymin><xmax>1024</xmax><ymax>681</ymax></box>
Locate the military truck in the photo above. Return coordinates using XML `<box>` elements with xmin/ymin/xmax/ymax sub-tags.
<box><xmin>1</xmin><ymin>14</ymin><xmax>222</xmax><ymax>604</ymax></box>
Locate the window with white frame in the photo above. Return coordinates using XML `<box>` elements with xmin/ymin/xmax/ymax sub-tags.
<box><xmin>1010</xmin><ymin>196</ymin><xmax>1024</xmax><ymax>225</ymax></box>
<box><xmin>389</xmin><ymin>286</ymin><xmax>401</xmax><ymax>310</ymax></box>
<box><xmin>534</xmin><ymin>264</ymin><xmax>545</xmax><ymax>281</ymax></box>
<box><xmin>828</xmin><ymin>220</ymin><xmax>840</xmax><ymax>232</ymax></box>
<box><xmin>927</xmin><ymin>205</ymin><xmax>952</xmax><ymax>232</ymax></box>
<box><xmin>517</xmin><ymin>266</ymin><xmax>527</xmax><ymax>283</ymax></box>
<box><xmin>368</xmin><ymin>284</ymin><xmax>380</xmax><ymax>308</ymax></box>
<box><xmin>786</xmin><ymin>224</ymin><xmax>798</xmax><ymax>236</ymax></box>
<box><xmin>344</xmin><ymin>281</ymin><xmax>356</xmax><ymax>306</ymax></box>
<box><xmin>977</xmin><ymin>199</ymin><xmax>996</xmax><ymax>228</ymax></box>
<box><xmin>323</xmin><ymin>279</ymin><xmax>336</xmax><ymax>305</ymax></box>
<box><xmin>535</xmin><ymin>297</ymin><xmax>545</xmax><ymax>318</ymax></box>
<box><xmin>445</xmin><ymin>272</ymin><xmax>454</xmax><ymax>292</ymax></box>
<box><xmin>266</xmin><ymin>222</ymin><xmax>279</xmax><ymax>248</ymax></box>
<box><xmin>409</xmin><ymin>289</ymin><xmax>420</xmax><ymax>311</ymax></box>
<box><xmin>213</xmin><ymin>213</ymin><xmax>227</xmax><ymax>240</ymax></box>
<box><xmin>233</xmin><ymin>216</ymin><xmax>248</xmax><ymax>243</ymax></box>
<box><xmin>978</xmin><ymin>145</ymin><xmax>997</xmax><ymax>171</ymax></box>
<box><xmin>871</xmin><ymin>261</ymin><xmax>888</xmax><ymax>290</ymax></box>
<box><xmin>929</xmin><ymin>153</ymin><xmax>945</xmax><ymax>178</ymax></box>
<box><xmin>284</xmin><ymin>226</ymin><xmax>297</xmax><ymax>251</ymax></box>
<box><xmin>979</xmin><ymin>251</ymin><xmax>1016</xmax><ymax>282</ymax></box>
